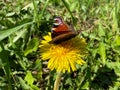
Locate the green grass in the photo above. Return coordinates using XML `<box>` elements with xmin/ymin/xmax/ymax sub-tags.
<box><xmin>0</xmin><ymin>0</ymin><xmax>120</xmax><ymax>90</ymax></box>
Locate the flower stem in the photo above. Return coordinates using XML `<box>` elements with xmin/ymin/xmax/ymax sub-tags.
<box><xmin>53</xmin><ymin>72</ymin><xmax>62</xmax><ymax>90</ymax></box>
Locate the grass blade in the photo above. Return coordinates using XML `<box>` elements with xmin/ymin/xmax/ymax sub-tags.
<box><xmin>0</xmin><ymin>22</ymin><xmax>32</xmax><ymax>41</ymax></box>
<box><xmin>61</xmin><ymin>0</ymin><xmax>76</xmax><ymax>25</ymax></box>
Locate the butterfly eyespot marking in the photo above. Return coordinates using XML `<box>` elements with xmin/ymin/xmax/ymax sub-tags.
<box><xmin>53</xmin><ymin>17</ymin><xmax>63</xmax><ymax>26</ymax></box>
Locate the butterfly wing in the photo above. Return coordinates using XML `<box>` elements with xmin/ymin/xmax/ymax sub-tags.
<box><xmin>51</xmin><ymin>17</ymin><xmax>78</xmax><ymax>44</ymax></box>
<box><xmin>52</xmin><ymin>31</ymin><xmax>77</xmax><ymax>44</ymax></box>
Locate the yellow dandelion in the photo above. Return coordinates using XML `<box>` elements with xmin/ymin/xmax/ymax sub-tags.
<box><xmin>39</xmin><ymin>32</ymin><xmax>87</xmax><ymax>73</ymax></box>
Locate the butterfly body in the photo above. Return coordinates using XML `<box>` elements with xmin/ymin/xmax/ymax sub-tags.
<box><xmin>51</xmin><ymin>17</ymin><xmax>79</xmax><ymax>44</ymax></box>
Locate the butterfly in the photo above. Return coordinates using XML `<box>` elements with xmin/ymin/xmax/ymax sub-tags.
<box><xmin>51</xmin><ymin>17</ymin><xmax>80</xmax><ymax>44</ymax></box>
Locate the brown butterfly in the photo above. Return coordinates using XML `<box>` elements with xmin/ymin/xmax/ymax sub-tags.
<box><xmin>51</xmin><ymin>17</ymin><xmax>80</xmax><ymax>44</ymax></box>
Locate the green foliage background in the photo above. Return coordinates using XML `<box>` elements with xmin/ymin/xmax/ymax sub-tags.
<box><xmin>0</xmin><ymin>0</ymin><xmax>120</xmax><ymax>90</ymax></box>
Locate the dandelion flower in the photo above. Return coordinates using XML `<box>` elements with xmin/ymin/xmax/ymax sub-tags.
<box><xmin>39</xmin><ymin>32</ymin><xmax>87</xmax><ymax>73</ymax></box>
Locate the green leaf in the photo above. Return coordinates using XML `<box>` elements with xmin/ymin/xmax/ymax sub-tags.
<box><xmin>65</xmin><ymin>77</ymin><xmax>72</xmax><ymax>86</ymax></box>
<box><xmin>31</xmin><ymin>85</ymin><xmax>39</xmax><ymax>90</ymax></box>
<box><xmin>107</xmin><ymin>62</ymin><xmax>120</xmax><ymax>76</ymax></box>
<box><xmin>98</xmin><ymin>24</ymin><xmax>105</xmax><ymax>36</ymax></box>
<box><xmin>34</xmin><ymin>59</ymin><xmax>42</xmax><ymax>70</ymax></box>
<box><xmin>114</xmin><ymin>35</ymin><xmax>120</xmax><ymax>46</ymax></box>
<box><xmin>24</xmin><ymin>38</ymin><xmax>39</xmax><ymax>56</ymax></box>
<box><xmin>0</xmin><ymin>22</ymin><xmax>32</xmax><ymax>41</ymax></box>
<box><xmin>99</xmin><ymin>42</ymin><xmax>106</xmax><ymax>65</ymax></box>
<box><xmin>81</xmin><ymin>80</ymin><xmax>89</xmax><ymax>90</ymax></box>
<box><xmin>18</xmin><ymin>77</ymin><xmax>30</xmax><ymax>90</ymax></box>
<box><xmin>25</xmin><ymin>71</ymin><xmax>35</xmax><ymax>86</ymax></box>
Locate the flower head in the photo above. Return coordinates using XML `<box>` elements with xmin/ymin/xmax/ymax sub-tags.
<box><xmin>39</xmin><ymin>32</ymin><xmax>87</xmax><ymax>73</ymax></box>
